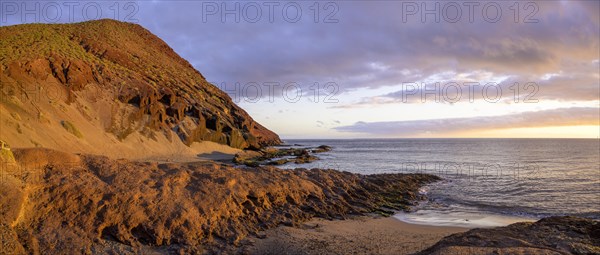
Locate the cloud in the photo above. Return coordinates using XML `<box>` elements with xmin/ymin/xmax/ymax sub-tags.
<box><xmin>334</xmin><ymin>107</ymin><xmax>600</xmax><ymax>136</ymax></box>
<box><xmin>127</xmin><ymin>0</ymin><xmax>599</xmax><ymax>102</ymax></box>
<box><xmin>332</xmin><ymin>57</ymin><xmax>600</xmax><ymax>108</ymax></box>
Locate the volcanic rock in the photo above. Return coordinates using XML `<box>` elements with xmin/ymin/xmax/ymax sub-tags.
<box><xmin>0</xmin><ymin>20</ymin><xmax>280</xmax><ymax>154</ymax></box>
<box><xmin>0</xmin><ymin>148</ymin><xmax>440</xmax><ymax>254</ymax></box>
<box><xmin>415</xmin><ymin>216</ymin><xmax>600</xmax><ymax>255</ymax></box>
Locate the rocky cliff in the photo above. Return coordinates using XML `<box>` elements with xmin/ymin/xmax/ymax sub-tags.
<box><xmin>0</xmin><ymin>19</ymin><xmax>280</xmax><ymax>155</ymax></box>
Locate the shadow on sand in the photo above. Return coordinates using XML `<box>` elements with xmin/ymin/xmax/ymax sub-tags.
<box><xmin>197</xmin><ymin>151</ymin><xmax>236</xmax><ymax>162</ymax></box>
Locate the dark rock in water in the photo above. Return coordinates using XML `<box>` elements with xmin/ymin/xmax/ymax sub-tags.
<box><xmin>233</xmin><ymin>145</ymin><xmax>331</xmax><ymax>167</ymax></box>
<box><xmin>415</xmin><ymin>216</ymin><xmax>600</xmax><ymax>255</ymax></box>
<box><xmin>243</xmin><ymin>160</ymin><xmax>261</xmax><ymax>167</ymax></box>
<box><xmin>295</xmin><ymin>154</ymin><xmax>319</xmax><ymax>164</ymax></box>
<box><xmin>312</xmin><ymin>145</ymin><xmax>332</xmax><ymax>153</ymax></box>
<box><xmin>267</xmin><ymin>159</ymin><xmax>290</xmax><ymax>165</ymax></box>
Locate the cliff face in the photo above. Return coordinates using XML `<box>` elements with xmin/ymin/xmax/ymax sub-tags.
<box><xmin>0</xmin><ymin>19</ymin><xmax>280</xmax><ymax>153</ymax></box>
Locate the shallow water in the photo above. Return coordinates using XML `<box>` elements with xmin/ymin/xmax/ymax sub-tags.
<box><xmin>278</xmin><ymin>139</ymin><xmax>600</xmax><ymax>227</ymax></box>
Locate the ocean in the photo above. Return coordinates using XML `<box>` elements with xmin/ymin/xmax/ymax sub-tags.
<box><xmin>277</xmin><ymin>139</ymin><xmax>600</xmax><ymax>228</ymax></box>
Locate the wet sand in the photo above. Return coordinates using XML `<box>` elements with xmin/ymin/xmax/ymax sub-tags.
<box><xmin>244</xmin><ymin>215</ymin><xmax>469</xmax><ymax>255</ymax></box>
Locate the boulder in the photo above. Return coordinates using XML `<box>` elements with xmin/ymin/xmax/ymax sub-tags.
<box><xmin>416</xmin><ymin>216</ymin><xmax>600</xmax><ymax>255</ymax></box>
<box><xmin>233</xmin><ymin>150</ymin><xmax>264</xmax><ymax>164</ymax></box>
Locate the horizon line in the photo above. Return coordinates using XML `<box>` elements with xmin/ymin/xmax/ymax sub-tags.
<box><xmin>280</xmin><ymin>137</ymin><xmax>600</xmax><ymax>140</ymax></box>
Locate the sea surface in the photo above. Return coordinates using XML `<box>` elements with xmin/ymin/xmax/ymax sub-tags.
<box><xmin>277</xmin><ymin>139</ymin><xmax>600</xmax><ymax>228</ymax></box>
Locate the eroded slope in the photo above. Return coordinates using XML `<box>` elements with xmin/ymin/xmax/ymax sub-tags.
<box><xmin>0</xmin><ymin>19</ymin><xmax>280</xmax><ymax>155</ymax></box>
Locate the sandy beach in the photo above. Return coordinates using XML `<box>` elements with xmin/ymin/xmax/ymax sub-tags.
<box><xmin>244</xmin><ymin>215</ymin><xmax>469</xmax><ymax>255</ymax></box>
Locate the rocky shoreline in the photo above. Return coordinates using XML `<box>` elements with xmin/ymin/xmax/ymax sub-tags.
<box><xmin>232</xmin><ymin>145</ymin><xmax>332</xmax><ymax>167</ymax></box>
<box><xmin>1</xmin><ymin>148</ymin><xmax>598</xmax><ymax>254</ymax></box>
<box><xmin>1</xmin><ymin>148</ymin><xmax>438</xmax><ymax>254</ymax></box>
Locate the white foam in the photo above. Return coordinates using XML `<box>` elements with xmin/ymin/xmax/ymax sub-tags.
<box><xmin>394</xmin><ymin>210</ymin><xmax>536</xmax><ymax>228</ymax></box>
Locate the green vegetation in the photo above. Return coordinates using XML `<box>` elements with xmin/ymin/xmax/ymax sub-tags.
<box><xmin>0</xmin><ymin>140</ymin><xmax>16</xmax><ymax>163</ymax></box>
<box><xmin>61</xmin><ymin>120</ymin><xmax>83</xmax><ymax>138</ymax></box>
<box><xmin>0</xmin><ymin>20</ymin><xmax>207</xmax><ymax>88</ymax></box>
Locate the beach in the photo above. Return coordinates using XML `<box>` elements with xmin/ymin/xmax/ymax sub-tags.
<box><xmin>245</xmin><ymin>214</ymin><xmax>600</xmax><ymax>255</ymax></box>
<box><xmin>245</xmin><ymin>215</ymin><xmax>468</xmax><ymax>255</ymax></box>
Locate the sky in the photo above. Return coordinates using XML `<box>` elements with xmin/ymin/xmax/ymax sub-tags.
<box><xmin>1</xmin><ymin>0</ymin><xmax>599</xmax><ymax>139</ymax></box>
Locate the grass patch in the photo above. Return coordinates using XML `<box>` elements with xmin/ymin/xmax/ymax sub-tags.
<box><xmin>0</xmin><ymin>141</ymin><xmax>16</xmax><ymax>163</ymax></box>
<box><xmin>0</xmin><ymin>149</ymin><xmax>16</xmax><ymax>163</ymax></box>
<box><xmin>61</xmin><ymin>120</ymin><xmax>83</xmax><ymax>138</ymax></box>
